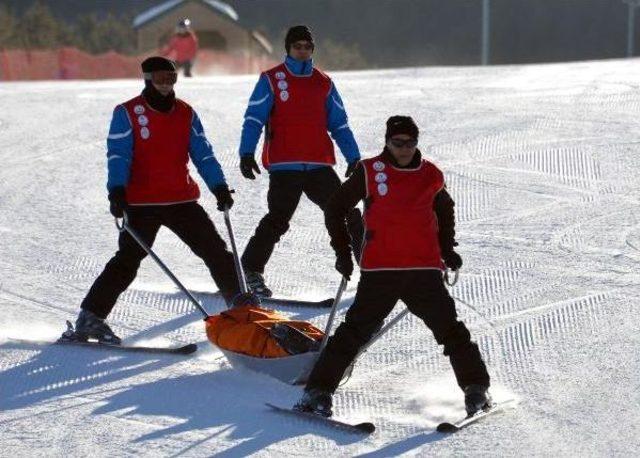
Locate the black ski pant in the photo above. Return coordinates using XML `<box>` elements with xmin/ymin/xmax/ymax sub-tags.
<box><xmin>81</xmin><ymin>202</ymin><xmax>240</xmax><ymax>319</ymax></box>
<box><xmin>306</xmin><ymin>270</ymin><xmax>490</xmax><ymax>393</ymax></box>
<box><xmin>241</xmin><ymin>167</ymin><xmax>364</xmax><ymax>273</ymax></box>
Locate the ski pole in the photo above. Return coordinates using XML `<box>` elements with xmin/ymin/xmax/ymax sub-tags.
<box><xmin>115</xmin><ymin>214</ymin><xmax>210</xmax><ymax>319</ymax></box>
<box><xmin>357</xmin><ymin>308</ymin><xmax>410</xmax><ymax>358</ymax></box>
<box><xmin>222</xmin><ymin>207</ymin><xmax>249</xmax><ymax>295</ymax></box>
<box><xmin>318</xmin><ymin>276</ymin><xmax>348</xmax><ymax>354</ymax></box>
<box><xmin>340</xmin><ymin>307</ymin><xmax>410</xmax><ymax>385</ymax></box>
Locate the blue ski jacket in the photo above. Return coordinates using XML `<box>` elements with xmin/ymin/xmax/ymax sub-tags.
<box><xmin>239</xmin><ymin>55</ymin><xmax>360</xmax><ymax>172</ymax></box>
<box><xmin>106</xmin><ymin>102</ymin><xmax>226</xmax><ymax>192</ymax></box>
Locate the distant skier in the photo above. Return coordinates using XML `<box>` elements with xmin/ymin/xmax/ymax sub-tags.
<box><xmin>294</xmin><ymin>116</ymin><xmax>492</xmax><ymax>417</ymax></box>
<box><xmin>238</xmin><ymin>24</ymin><xmax>363</xmax><ymax>297</ymax></box>
<box><xmin>66</xmin><ymin>56</ymin><xmax>254</xmax><ymax>344</ymax></box>
<box><xmin>162</xmin><ymin>19</ymin><xmax>198</xmax><ymax>77</ymax></box>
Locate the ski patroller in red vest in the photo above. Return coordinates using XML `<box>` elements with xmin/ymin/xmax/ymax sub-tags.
<box><xmin>261</xmin><ymin>63</ymin><xmax>335</xmax><ymax>168</ymax></box>
<box><xmin>360</xmin><ymin>155</ymin><xmax>446</xmax><ymax>271</ymax></box>
<box><xmin>122</xmin><ymin>95</ymin><xmax>200</xmax><ymax>205</ymax></box>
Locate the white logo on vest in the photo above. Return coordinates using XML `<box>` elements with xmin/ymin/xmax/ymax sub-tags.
<box><xmin>140</xmin><ymin>127</ymin><xmax>150</xmax><ymax>139</ymax></box>
<box><xmin>373</xmin><ymin>161</ymin><xmax>385</xmax><ymax>172</ymax></box>
<box><xmin>277</xmin><ymin>80</ymin><xmax>288</xmax><ymax>90</ymax></box>
<box><xmin>137</xmin><ymin>115</ymin><xmax>148</xmax><ymax>126</ymax></box>
<box><xmin>134</xmin><ymin>105</ymin><xmax>145</xmax><ymax>115</ymax></box>
<box><xmin>375</xmin><ymin>172</ymin><xmax>387</xmax><ymax>183</ymax></box>
<box><xmin>279</xmin><ymin>90</ymin><xmax>289</xmax><ymax>102</ymax></box>
<box><xmin>377</xmin><ymin>183</ymin><xmax>388</xmax><ymax>196</ymax></box>
<box><xmin>275</xmin><ymin>71</ymin><xmax>286</xmax><ymax>80</ymax></box>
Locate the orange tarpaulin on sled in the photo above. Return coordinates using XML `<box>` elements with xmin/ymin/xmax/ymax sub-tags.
<box><xmin>205</xmin><ymin>305</ymin><xmax>324</xmax><ymax>358</ymax></box>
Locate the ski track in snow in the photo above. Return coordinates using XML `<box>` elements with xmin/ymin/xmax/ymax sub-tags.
<box><xmin>1</xmin><ymin>60</ymin><xmax>640</xmax><ymax>456</ymax></box>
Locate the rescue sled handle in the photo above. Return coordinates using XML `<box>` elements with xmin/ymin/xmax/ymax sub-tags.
<box><xmin>115</xmin><ymin>214</ymin><xmax>210</xmax><ymax>319</ymax></box>
<box><xmin>318</xmin><ymin>276</ymin><xmax>348</xmax><ymax>354</ymax></box>
<box><xmin>223</xmin><ymin>207</ymin><xmax>249</xmax><ymax>295</ymax></box>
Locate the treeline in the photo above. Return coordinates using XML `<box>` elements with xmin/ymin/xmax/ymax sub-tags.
<box><xmin>229</xmin><ymin>0</ymin><xmax>631</xmax><ymax>66</ymax></box>
<box><xmin>0</xmin><ymin>1</ymin><xmax>135</xmax><ymax>54</ymax></box>
<box><xmin>1</xmin><ymin>0</ymin><xmax>633</xmax><ymax>67</ymax></box>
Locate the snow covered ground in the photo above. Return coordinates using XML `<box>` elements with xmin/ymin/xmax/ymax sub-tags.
<box><xmin>1</xmin><ymin>58</ymin><xmax>639</xmax><ymax>456</ymax></box>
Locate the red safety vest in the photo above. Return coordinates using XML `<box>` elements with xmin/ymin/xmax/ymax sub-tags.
<box><xmin>122</xmin><ymin>95</ymin><xmax>200</xmax><ymax>205</ymax></box>
<box><xmin>261</xmin><ymin>63</ymin><xmax>335</xmax><ymax>168</ymax></box>
<box><xmin>360</xmin><ymin>155</ymin><xmax>446</xmax><ymax>271</ymax></box>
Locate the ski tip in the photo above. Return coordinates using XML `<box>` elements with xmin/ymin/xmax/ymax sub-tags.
<box><xmin>355</xmin><ymin>422</ymin><xmax>376</xmax><ymax>434</ymax></box>
<box><xmin>180</xmin><ymin>343</ymin><xmax>198</xmax><ymax>354</ymax></box>
<box><xmin>436</xmin><ymin>422</ymin><xmax>459</xmax><ymax>433</ymax></box>
<box><xmin>320</xmin><ymin>298</ymin><xmax>335</xmax><ymax>307</ymax></box>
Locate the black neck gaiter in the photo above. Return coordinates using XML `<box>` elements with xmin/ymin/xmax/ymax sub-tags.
<box><xmin>142</xmin><ymin>81</ymin><xmax>175</xmax><ymax>113</ymax></box>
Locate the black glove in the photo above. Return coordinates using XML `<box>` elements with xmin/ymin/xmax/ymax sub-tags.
<box><xmin>442</xmin><ymin>249</ymin><xmax>463</xmax><ymax>271</ymax></box>
<box><xmin>335</xmin><ymin>250</ymin><xmax>354</xmax><ymax>280</ymax></box>
<box><xmin>108</xmin><ymin>186</ymin><xmax>127</xmax><ymax>218</ymax></box>
<box><xmin>212</xmin><ymin>184</ymin><xmax>234</xmax><ymax>211</ymax></box>
<box><xmin>240</xmin><ymin>155</ymin><xmax>261</xmax><ymax>180</ymax></box>
<box><xmin>345</xmin><ymin>161</ymin><xmax>358</xmax><ymax>178</ymax></box>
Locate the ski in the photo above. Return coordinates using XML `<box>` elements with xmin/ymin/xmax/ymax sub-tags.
<box><xmin>56</xmin><ymin>339</ymin><xmax>198</xmax><ymax>355</ymax></box>
<box><xmin>436</xmin><ymin>400</ymin><xmax>515</xmax><ymax>433</ymax></box>
<box><xmin>201</xmin><ymin>291</ymin><xmax>335</xmax><ymax>308</ymax></box>
<box><xmin>261</xmin><ymin>297</ymin><xmax>334</xmax><ymax>308</ymax></box>
<box><xmin>3</xmin><ymin>338</ymin><xmax>198</xmax><ymax>355</ymax></box>
<box><xmin>266</xmin><ymin>402</ymin><xmax>375</xmax><ymax>435</ymax></box>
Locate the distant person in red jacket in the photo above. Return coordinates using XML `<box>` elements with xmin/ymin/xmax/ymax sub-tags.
<box><xmin>162</xmin><ymin>19</ymin><xmax>198</xmax><ymax>77</ymax></box>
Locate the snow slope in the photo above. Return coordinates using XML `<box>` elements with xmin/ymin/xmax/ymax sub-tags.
<box><xmin>1</xmin><ymin>59</ymin><xmax>639</xmax><ymax>456</ymax></box>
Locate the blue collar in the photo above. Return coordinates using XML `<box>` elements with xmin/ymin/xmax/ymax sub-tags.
<box><xmin>284</xmin><ymin>55</ymin><xmax>313</xmax><ymax>76</ymax></box>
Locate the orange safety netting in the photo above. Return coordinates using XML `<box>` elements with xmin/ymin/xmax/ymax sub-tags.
<box><xmin>0</xmin><ymin>47</ymin><xmax>278</xmax><ymax>81</ymax></box>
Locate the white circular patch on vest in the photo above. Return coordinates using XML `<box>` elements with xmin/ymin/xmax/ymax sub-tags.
<box><xmin>375</xmin><ymin>172</ymin><xmax>387</xmax><ymax>183</ymax></box>
<box><xmin>280</xmin><ymin>90</ymin><xmax>289</xmax><ymax>101</ymax></box>
<box><xmin>373</xmin><ymin>161</ymin><xmax>385</xmax><ymax>171</ymax></box>
<box><xmin>277</xmin><ymin>80</ymin><xmax>288</xmax><ymax>90</ymax></box>
<box><xmin>134</xmin><ymin>104</ymin><xmax>145</xmax><ymax>114</ymax></box>
<box><xmin>137</xmin><ymin>115</ymin><xmax>148</xmax><ymax>126</ymax></box>
<box><xmin>140</xmin><ymin>127</ymin><xmax>150</xmax><ymax>139</ymax></box>
<box><xmin>377</xmin><ymin>183</ymin><xmax>388</xmax><ymax>196</ymax></box>
<box><xmin>275</xmin><ymin>71</ymin><xmax>286</xmax><ymax>80</ymax></box>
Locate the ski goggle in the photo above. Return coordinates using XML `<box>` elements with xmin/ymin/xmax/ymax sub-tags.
<box><xmin>149</xmin><ymin>70</ymin><xmax>178</xmax><ymax>85</ymax></box>
<box><xmin>389</xmin><ymin>138</ymin><xmax>418</xmax><ymax>148</ymax></box>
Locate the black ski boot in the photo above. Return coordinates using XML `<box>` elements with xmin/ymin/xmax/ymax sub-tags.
<box><xmin>464</xmin><ymin>384</ymin><xmax>492</xmax><ymax>416</ymax></box>
<box><xmin>71</xmin><ymin>310</ymin><xmax>122</xmax><ymax>344</ymax></box>
<box><xmin>245</xmin><ymin>271</ymin><xmax>273</xmax><ymax>298</ymax></box>
<box><xmin>294</xmin><ymin>388</ymin><xmax>333</xmax><ymax>417</ymax></box>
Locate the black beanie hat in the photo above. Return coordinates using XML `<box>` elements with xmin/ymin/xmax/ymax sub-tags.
<box><xmin>141</xmin><ymin>56</ymin><xmax>176</xmax><ymax>79</ymax></box>
<box><xmin>385</xmin><ymin>115</ymin><xmax>419</xmax><ymax>140</ymax></box>
<box><xmin>285</xmin><ymin>25</ymin><xmax>314</xmax><ymax>53</ymax></box>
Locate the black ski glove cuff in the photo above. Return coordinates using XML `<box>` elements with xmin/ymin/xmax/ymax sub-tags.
<box><xmin>441</xmin><ymin>249</ymin><xmax>462</xmax><ymax>271</ymax></box>
<box><xmin>212</xmin><ymin>184</ymin><xmax>234</xmax><ymax>211</ymax></box>
<box><xmin>334</xmin><ymin>248</ymin><xmax>354</xmax><ymax>280</ymax></box>
<box><xmin>345</xmin><ymin>160</ymin><xmax>359</xmax><ymax>178</ymax></box>
<box><xmin>108</xmin><ymin>186</ymin><xmax>127</xmax><ymax>218</ymax></box>
<box><xmin>240</xmin><ymin>155</ymin><xmax>261</xmax><ymax>180</ymax></box>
